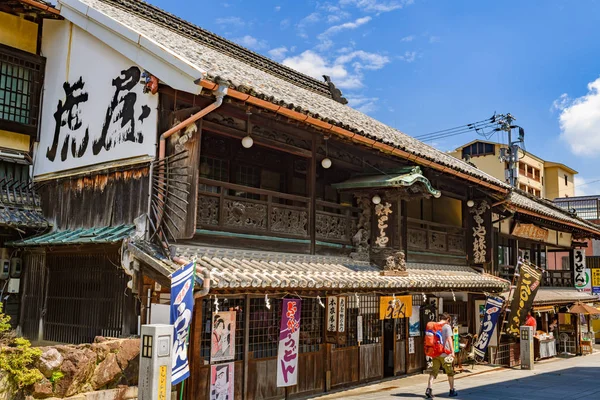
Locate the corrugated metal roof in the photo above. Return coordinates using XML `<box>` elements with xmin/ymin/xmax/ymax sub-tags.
<box><xmin>174</xmin><ymin>245</ymin><xmax>510</xmax><ymax>291</ymax></box>
<box><xmin>9</xmin><ymin>224</ymin><xmax>134</xmax><ymax>246</ymax></box>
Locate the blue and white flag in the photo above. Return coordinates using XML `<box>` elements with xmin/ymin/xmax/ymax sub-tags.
<box><xmin>170</xmin><ymin>261</ymin><xmax>195</xmax><ymax>385</ymax></box>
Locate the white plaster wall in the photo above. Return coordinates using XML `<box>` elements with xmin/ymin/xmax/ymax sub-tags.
<box><xmin>35</xmin><ymin>20</ymin><xmax>158</xmax><ymax>176</ymax></box>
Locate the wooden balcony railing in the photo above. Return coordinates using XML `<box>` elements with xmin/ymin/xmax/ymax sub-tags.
<box><xmin>406</xmin><ymin>218</ymin><xmax>465</xmax><ymax>254</ymax></box>
<box><xmin>196</xmin><ymin>178</ymin><xmax>359</xmax><ymax>244</ymax></box>
<box><xmin>543</xmin><ymin>270</ymin><xmax>573</xmax><ymax>287</ymax></box>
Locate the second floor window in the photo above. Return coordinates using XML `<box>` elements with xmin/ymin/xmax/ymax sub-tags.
<box><xmin>0</xmin><ymin>44</ymin><xmax>45</xmax><ymax>134</ymax></box>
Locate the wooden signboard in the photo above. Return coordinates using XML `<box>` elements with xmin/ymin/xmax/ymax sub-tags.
<box><xmin>511</xmin><ymin>223</ymin><xmax>549</xmax><ymax>242</ymax></box>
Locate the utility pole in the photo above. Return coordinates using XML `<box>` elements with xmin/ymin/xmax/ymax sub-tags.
<box><xmin>498</xmin><ymin>113</ymin><xmax>524</xmax><ymax>187</ymax></box>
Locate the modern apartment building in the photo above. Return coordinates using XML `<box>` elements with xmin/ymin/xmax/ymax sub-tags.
<box><xmin>450</xmin><ymin>140</ymin><xmax>577</xmax><ymax>199</ymax></box>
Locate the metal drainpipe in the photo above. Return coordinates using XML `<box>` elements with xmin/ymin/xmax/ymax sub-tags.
<box><xmin>172</xmin><ymin>256</ymin><xmax>211</xmax><ymax>298</ymax></box>
<box><xmin>156</xmin><ymin>84</ymin><xmax>228</xmax><ymax>229</ymax></box>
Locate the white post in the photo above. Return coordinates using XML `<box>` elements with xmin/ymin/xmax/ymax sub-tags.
<box><xmin>138</xmin><ymin>324</ymin><xmax>174</xmax><ymax>400</ymax></box>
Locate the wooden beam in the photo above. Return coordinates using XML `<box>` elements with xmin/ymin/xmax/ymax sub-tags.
<box><xmin>203</xmin><ymin>120</ymin><xmax>313</xmax><ymax>158</ymax></box>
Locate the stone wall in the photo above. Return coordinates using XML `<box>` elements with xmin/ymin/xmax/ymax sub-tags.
<box><xmin>30</xmin><ymin>337</ymin><xmax>140</xmax><ymax>399</ymax></box>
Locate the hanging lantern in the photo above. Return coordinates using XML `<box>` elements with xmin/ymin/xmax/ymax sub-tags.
<box><xmin>372</xmin><ymin>194</ymin><xmax>382</xmax><ymax>205</ymax></box>
<box><xmin>321</xmin><ymin>157</ymin><xmax>332</xmax><ymax>169</ymax></box>
<box><xmin>242</xmin><ymin>110</ymin><xmax>254</xmax><ymax>148</ymax></box>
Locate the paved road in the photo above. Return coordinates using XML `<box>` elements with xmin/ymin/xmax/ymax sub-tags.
<box><xmin>310</xmin><ymin>352</ymin><xmax>600</xmax><ymax>400</ymax></box>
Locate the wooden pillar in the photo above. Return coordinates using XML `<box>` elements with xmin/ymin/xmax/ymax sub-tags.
<box><xmin>310</xmin><ymin>135</ymin><xmax>317</xmax><ymax>255</ymax></box>
<box><xmin>243</xmin><ymin>294</ymin><xmax>250</xmax><ymax>399</ymax></box>
<box><xmin>401</xmin><ymin>200</ymin><xmax>408</xmax><ymax>260</ymax></box>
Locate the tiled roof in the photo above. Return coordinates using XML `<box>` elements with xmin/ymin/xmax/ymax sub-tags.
<box><xmin>0</xmin><ymin>206</ymin><xmax>48</xmax><ymax>230</ymax></box>
<box><xmin>532</xmin><ymin>288</ymin><xmax>599</xmax><ymax>306</ymax></box>
<box><xmin>79</xmin><ymin>0</ymin><xmax>509</xmax><ymax>190</ymax></box>
<box><xmin>9</xmin><ymin>224</ymin><xmax>134</xmax><ymax>246</ymax></box>
<box><xmin>174</xmin><ymin>245</ymin><xmax>510</xmax><ymax>292</ymax></box>
<box><xmin>508</xmin><ymin>189</ymin><xmax>600</xmax><ymax>234</ymax></box>
<box><xmin>72</xmin><ymin>0</ymin><xmax>600</xmax><ymax>237</ymax></box>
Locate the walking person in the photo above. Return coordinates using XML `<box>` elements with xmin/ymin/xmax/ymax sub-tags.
<box><xmin>424</xmin><ymin>312</ymin><xmax>457</xmax><ymax>398</ymax></box>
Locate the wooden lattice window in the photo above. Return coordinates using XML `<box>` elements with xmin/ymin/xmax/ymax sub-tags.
<box><xmin>0</xmin><ymin>44</ymin><xmax>45</xmax><ymax>135</ymax></box>
<box><xmin>200</xmin><ymin>298</ymin><xmax>246</xmax><ymax>362</ymax></box>
<box><xmin>360</xmin><ymin>295</ymin><xmax>382</xmax><ymax>345</ymax></box>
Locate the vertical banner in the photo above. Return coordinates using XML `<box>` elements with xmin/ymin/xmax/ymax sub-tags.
<box><xmin>170</xmin><ymin>261</ymin><xmax>195</xmax><ymax>385</ymax></box>
<box><xmin>420</xmin><ymin>303</ymin><xmax>437</xmax><ymax>335</ymax></box>
<box><xmin>325</xmin><ymin>296</ymin><xmax>338</xmax><ymax>343</ymax></box>
<box><xmin>357</xmin><ymin>315</ymin><xmax>363</xmax><ymax>345</ymax></box>
<box><xmin>277</xmin><ymin>298</ymin><xmax>302</xmax><ymax>387</ymax></box>
<box><xmin>337</xmin><ymin>296</ymin><xmax>347</xmax><ymax>345</ymax></box>
<box><xmin>380</xmin><ymin>295</ymin><xmax>413</xmax><ymax>319</ymax></box>
<box><xmin>574</xmin><ymin>249</ymin><xmax>592</xmax><ymax>293</ymax></box>
<box><xmin>505</xmin><ymin>262</ymin><xmax>541</xmax><ymax>337</ymax></box>
<box><xmin>408</xmin><ymin>337</ymin><xmax>415</xmax><ymax>354</ymax></box>
<box><xmin>591</xmin><ymin>267</ymin><xmax>600</xmax><ymax>295</ymax></box>
<box><xmin>409</xmin><ymin>305</ymin><xmax>421</xmax><ymax>336</ymax></box>
<box><xmin>211</xmin><ymin>311</ymin><xmax>236</xmax><ymax>362</ymax></box>
<box><xmin>473</xmin><ymin>296</ymin><xmax>504</xmax><ymax>361</ymax></box>
<box><xmin>210</xmin><ymin>362</ymin><xmax>234</xmax><ymax>400</ymax></box>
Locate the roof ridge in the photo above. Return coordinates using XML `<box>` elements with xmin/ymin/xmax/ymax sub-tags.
<box><xmin>98</xmin><ymin>0</ymin><xmax>334</xmax><ymax>98</ymax></box>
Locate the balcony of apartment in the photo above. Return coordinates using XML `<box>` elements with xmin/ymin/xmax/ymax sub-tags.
<box><xmin>0</xmin><ymin>43</ymin><xmax>45</xmax><ymax>136</ymax></box>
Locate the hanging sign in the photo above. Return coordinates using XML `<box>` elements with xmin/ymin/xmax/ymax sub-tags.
<box><xmin>511</xmin><ymin>223</ymin><xmax>549</xmax><ymax>242</ymax></box>
<box><xmin>409</xmin><ymin>305</ymin><xmax>421</xmax><ymax>336</ymax></box>
<box><xmin>357</xmin><ymin>315</ymin><xmax>363</xmax><ymax>345</ymax></box>
<box><xmin>408</xmin><ymin>337</ymin><xmax>415</xmax><ymax>354</ymax></box>
<box><xmin>325</xmin><ymin>296</ymin><xmax>338</xmax><ymax>343</ymax></box>
<box><xmin>380</xmin><ymin>295</ymin><xmax>413</xmax><ymax>319</ymax></box>
<box><xmin>591</xmin><ymin>267</ymin><xmax>600</xmax><ymax>295</ymax></box>
<box><xmin>210</xmin><ymin>362</ymin><xmax>234</xmax><ymax>400</ymax></box>
<box><xmin>277</xmin><ymin>298</ymin><xmax>302</xmax><ymax>387</ymax></box>
<box><xmin>337</xmin><ymin>297</ymin><xmax>347</xmax><ymax>345</ymax></box>
<box><xmin>468</xmin><ymin>200</ymin><xmax>492</xmax><ymax>264</ymax></box>
<box><xmin>574</xmin><ymin>249</ymin><xmax>592</xmax><ymax>293</ymax></box>
<box><xmin>210</xmin><ymin>311</ymin><xmax>236</xmax><ymax>363</ymax></box>
<box><xmin>170</xmin><ymin>261</ymin><xmax>195</xmax><ymax>385</ymax></box>
<box><xmin>420</xmin><ymin>303</ymin><xmax>437</xmax><ymax>335</ymax></box>
<box><xmin>473</xmin><ymin>296</ymin><xmax>504</xmax><ymax>361</ymax></box>
<box><xmin>505</xmin><ymin>262</ymin><xmax>541</xmax><ymax>337</ymax></box>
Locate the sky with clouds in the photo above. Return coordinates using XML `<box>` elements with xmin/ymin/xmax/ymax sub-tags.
<box><xmin>146</xmin><ymin>0</ymin><xmax>600</xmax><ymax>197</ymax></box>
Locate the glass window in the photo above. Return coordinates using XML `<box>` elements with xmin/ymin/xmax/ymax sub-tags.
<box><xmin>199</xmin><ymin>156</ymin><xmax>229</xmax><ymax>193</ymax></box>
<box><xmin>564</xmin><ymin>174</ymin><xmax>568</xmax><ymax>186</ymax></box>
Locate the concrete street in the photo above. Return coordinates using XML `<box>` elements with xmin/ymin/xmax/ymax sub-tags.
<box><xmin>310</xmin><ymin>352</ymin><xmax>600</xmax><ymax>400</ymax></box>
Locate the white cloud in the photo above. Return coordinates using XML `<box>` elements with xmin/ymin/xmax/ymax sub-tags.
<box><xmin>282</xmin><ymin>49</ymin><xmax>390</xmax><ymax>90</ymax></box>
<box><xmin>574</xmin><ymin>176</ymin><xmax>589</xmax><ymax>197</ymax></box>
<box><xmin>551</xmin><ymin>93</ymin><xmax>570</xmax><ymax>112</ymax></box>
<box><xmin>429</xmin><ymin>35</ymin><xmax>441</xmax><ymax>43</ymax></box>
<box><xmin>280</xmin><ymin>19</ymin><xmax>291</xmax><ymax>29</ymax></box>
<box><xmin>340</xmin><ymin>0</ymin><xmax>414</xmax><ymax>13</ymax></box>
<box><xmin>557</xmin><ymin>77</ymin><xmax>600</xmax><ymax>156</ymax></box>
<box><xmin>234</xmin><ymin>35</ymin><xmax>268</xmax><ymax>50</ymax></box>
<box><xmin>215</xmin><ymin>16</ymin><xmax>245</xmax><ymax>27</ymax></box>
<box><xmin>346</xmin><ymin>95</ymin><xmax>379</xmax><ymax>113</ymax></box>
<box><xmin>327</xmin><ymin>11</ymin><xmax>352</xmax><ymax>23</ymax></box>
<box><xmin>296</xmin><ymin>12</ymin><xmax>321</xmax><ymax>37</ymax></box>
<box><xmin>335</xmin><ymin>50</ymin><xmax>390</xmax><ymax>71</ymax></box>
<box><xmin>398</xmin><ymin>51</ymin><xmax>417</xmax><ymax>62</ymax></box>
<box><xmin>401</xmin><ymin>35</ymin><xmax>415</xmax><ymax>42</ymax></box>
<box><xmin>319</xmin><ymin>16</ymin><xmax>372</xmax><ymax>38</ymax></box>
<box><xmin>275</xmin><ymin>6</ymin><xmax>281</xmax><ymax>11</ymax></box>
<box><xmin>268</xmin><ymin>46</ymin><xmax>288</xmax><ymax>60</ymax></box>
<box><xmin>315</xmin><ymin>39</ymin><xmax>334</xmax><ymax>52</ymax></box>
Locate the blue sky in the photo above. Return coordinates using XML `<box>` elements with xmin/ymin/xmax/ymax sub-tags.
<box><xmin>147</xmin><ymin>0</ymin><xmax>600</xmax><ymax>196</ymax></box>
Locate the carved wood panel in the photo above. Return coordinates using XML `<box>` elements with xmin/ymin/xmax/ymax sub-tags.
<box><xmin>428</xmin><ymin>231</ymin><xmax>447</xmax><ymax>252</ymax></box>
<box><xmin>196</xmin><ymin>195</ymin><xmax>219</xmax><ymax>226</ymax></box>
<box><xmin>271</xmin><ymin>207</ymin><xmax>308</xmax><ymax>236</ymax></box>
<box><xmin>224</xmin><ymin>200</ymin><xmax>267</xmax><ymax>230</ymax></box>
<box><xmin>448</xmin><ymin>234</ymin><xmax>465</xmax><ymax>253</ymax></box>
<box><xmin>407</xmin><ymin>230</ymin><xmax>427</xmax><ymax>249</ymax></box>
<box><xmin>316</xmin><ymin>214</ymin><xmax>349</xmax><ymax>241</ymax></box>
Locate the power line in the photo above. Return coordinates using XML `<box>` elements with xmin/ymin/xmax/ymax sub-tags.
<box><xmin>418</xmin><ymin>123</ymin><xmax>499</xmax><ymax>142</ymax></box>
<box><xmin>414</xmin><ymin>116</ymin><xmax>496</xmax><ymax>139</ymax></box>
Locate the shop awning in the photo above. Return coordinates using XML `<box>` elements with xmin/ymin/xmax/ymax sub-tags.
<box><xmin>533</xmin><ymin>305</ymin><xmax>556</xmax><ymax>313</ymax></box>
<box><xmin>332</xmin><ymin>166</ymin><xmax>441</xmax><ymax>198</ymax></box>
<box><xmin>159</xmin><ymin>245</ymin><xmax>509</xmax><ymax>291</ymax></box>
<box><xmin>8</xmin><ymin>224</ymin><xmax>135</xmax><ymax>246</ymax></box>
<box><xmin>533</xmin><ymin>287</ymin><xmax>599</xmax><ymax>306</ymax></box>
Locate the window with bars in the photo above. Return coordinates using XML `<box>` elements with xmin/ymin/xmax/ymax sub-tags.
<box><xmin>200</xmin><ymin>298</ymin><xmax>246</xmax><ymax>362</ymax></box>
<box><xmin>361</xmin><ymin>295</ymin><xmax>382</xmax><ymax>345</ymax></box>
<box><xmin>249</xmin><ymin>297</ymin><xmax>281</xmax><ymax>359</ymax></box>
<box><xmin>299</xmin><ymin>298</ymin><xmax>323</xmax><ymax>353</ymax></box>
<box><xmin>0</xmin><ymin>44</ymin><xmax>45</xmax><ymax>134</ymax></box>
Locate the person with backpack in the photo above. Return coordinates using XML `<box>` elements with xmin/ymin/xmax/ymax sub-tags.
<box><xmin>424</xmin><ymin>312</ymin><xmax>458</xmax><ymax>398</ymax></box>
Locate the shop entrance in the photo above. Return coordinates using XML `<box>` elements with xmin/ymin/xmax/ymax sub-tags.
<box><xmin>383</xmin><ymin>318</ymin><xmax>396</xmax><ymax>377</ymax></box>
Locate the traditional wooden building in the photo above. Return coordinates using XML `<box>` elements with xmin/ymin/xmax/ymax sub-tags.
<box><xmin>8</xmin><ymin>0</ymin><xmax>600</xmax><ymax>398</ymax></box>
